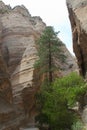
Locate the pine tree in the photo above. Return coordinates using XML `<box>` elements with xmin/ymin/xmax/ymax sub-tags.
<box><xmin>35</xmin><ymin>26</ymin><xmax>66</xmax><ymax>84</ymax></box>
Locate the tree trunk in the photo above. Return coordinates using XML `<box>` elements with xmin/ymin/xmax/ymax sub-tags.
<box><xmin>48</xmin><ymin>42</ymin><xmax>52</xmax><ymax>83</ymax></box>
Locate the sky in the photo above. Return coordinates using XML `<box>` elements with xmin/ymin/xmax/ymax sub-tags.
<box><xmin>2</xmin><ymin>0</ymin><xmax>73</xmax><ymax>54</ymax></box>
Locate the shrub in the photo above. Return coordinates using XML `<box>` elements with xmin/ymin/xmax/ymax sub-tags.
<box><xmin>35</xmin><ymin>72</ymin><xmax>86</xmax><ymax>130</ymax></box>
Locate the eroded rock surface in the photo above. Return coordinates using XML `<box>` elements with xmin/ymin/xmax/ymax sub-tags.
<box><xmin>66</xmin><ymin>0</ymin><xmax>87</xmax><ymax>77</ymax></box>
<box><xmin>0</xmin><ymin>16</ymin><xmax>18</xmax><ymax>130</ymax></box>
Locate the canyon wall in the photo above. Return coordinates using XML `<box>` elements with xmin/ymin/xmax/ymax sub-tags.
<box><xmin>0</xmin><ymin>1</ymin><xmax>78</xmax><ymax>129</ymax></box>
<box><xmin>66</xmin><ymin>0</ymin><xmax>87</xmax><ymax>78</ymax></box>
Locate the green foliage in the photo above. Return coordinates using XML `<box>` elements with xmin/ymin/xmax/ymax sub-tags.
<box><xmin>53</xmin><ymin>72</ymin><xmax>85</xmax><ymax>106</ymax></box>
<box><xmin>35</xmin><ymin>72</ymin><xmax>87</xmax><ymax>130</ymax></box>
<box><xmin>72</xmin><ymin>120</ymin><xmax>84</xmax><ymax>130</ymax></box>
<box><xmin>34</xmin><ymin>26</ymin><xmax>66</xmax><ymax>83</ymax></box>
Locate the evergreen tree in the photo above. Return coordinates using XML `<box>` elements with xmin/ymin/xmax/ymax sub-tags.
<box><xmin>35</xmin><ymin>26</ymin><xmax>66</xmax><ymax>83</ymax></box>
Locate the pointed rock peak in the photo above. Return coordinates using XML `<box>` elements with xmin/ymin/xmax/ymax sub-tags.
<box><xmin>0</xmin><ymin>1</ymin><xmax>6</xmax><ymax>7</ymax></box>
<box><xmin>13</xmin><ymin>5</ymin><xmax>31</xmax><ymax>17</ymax></box>
<box><xmin>0</xmin><ymin>1</ymin><xmax>11</xmax><ymax>14</ymax></box>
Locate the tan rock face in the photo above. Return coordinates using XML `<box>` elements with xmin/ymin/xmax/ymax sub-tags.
<box><xmin>0</xmin><ymin>1</ymin><xmax>78</xmax><ymax>129</ymax></box>
<box><xmin>66</xmin><ymin>0</ymin><xmax>87</xmax><ymax>127</ymax></box>
<box><xmin>0</xmin><ymin>2</ymin><xmax>46</xmax><ymax>127</ymax></box>
<box><xmin>66</xmin><ymin>0</ymin><xmax>87</xmax><ymax>77</ymax></box>
<box><xmin>0</xmin><ymin>23</ymin><xmax>17</xmax><ymax>130</ymax></box>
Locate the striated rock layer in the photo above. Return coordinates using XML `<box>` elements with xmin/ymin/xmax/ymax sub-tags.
<box><xmin>0</xmin><ymin>17</ymin><xmax>18</xmax><ymax>130</ymax></box>
<box><xmin>0</xmin><ymin>1</ymin><xmax>78</xmax><ymax>129</ymax></box>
